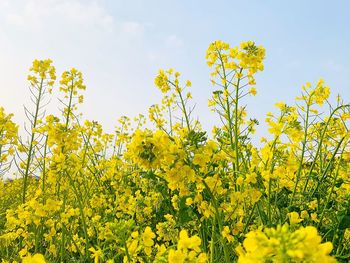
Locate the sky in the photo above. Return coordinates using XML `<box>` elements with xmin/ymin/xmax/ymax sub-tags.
<box><xmin>0</xmin><ymin>0</ymin><xmax>350</xmax><ymax>139</ymax></box>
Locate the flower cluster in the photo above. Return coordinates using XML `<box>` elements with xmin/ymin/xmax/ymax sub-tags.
<box><xmin>27</xmin><ymin>59</ymin><xmax>56</xmax><ymax>87</ymax></box>
<box><xmin>0</xmin><ymin>40</ymin><xmax>349</xmax><ymax>262</ymax></box>
<box><xmin>0</xmin><ymin>107</ymin><xmax>18</xmax><ymax>171</ymax></box>
<box><xmin>168</xmin><ymin>230</ymin><xmax>207</xmax><ymax>263</ymax></box>
<box><xmin>236</xmin><ymin>224</ymin><xmax>336</xmax><ymax>262</ymax></box>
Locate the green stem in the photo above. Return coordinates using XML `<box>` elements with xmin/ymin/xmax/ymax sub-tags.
<box><xmin>290</xmin><ymin>99</ymin><xmax>311</xmax><ymax>206</ymax></box>
<box><xmin>65</xmin><ymin>170</ymin><xmax>90</xmax><ymax>256</ymax></box>
<box><xmin>317</xmin><ymin>149</ymin><xmax>343</xmax><ymax>228</ymax></box>
<box><xmin>124</xmin><ymin>242</ymin><xmax>132</xmax><ymax>262</ymax></box>
<box><xmin>210</xmin><ymin>217</ymin><xmax>215</xmax><ymax>263</ymax></box>
<box><xmin>311</xmin><ymin>137</ymin><xmax>345</xmax><ymax>199</ymax></box>
<box><xmin>243</xmin><ymin>202</ymin><xmax>257</xmax><ymax>233</ymax></box>
<box><xmin>177</xmin><ymin>87</ymin><xmax>191</xmax><ymax>131</ymax></box>
<box><xmin>22</xmin><ymin>78</ymin><xmax>44</xmax><ymax>203</ymax></box>
<box><xmin>65</xmin><ymin>80</ymin><xmax>75</xmax><ymax>129</ymax></box>
<box><xmin>302</xmin><ymin>105</ymin><xmax>349</xmax><ymax>194</ymax></box>
<box><xmin>234</xmin><ymin>69</ymin><xmax>243</xmax><ymax>175</ymax></box>
<box><xmin>202</xmin><ymin>179</ymin><xmax>230</xmax><ymax>263</ymax></box>
<box><xmin>41</xmin><ymin>135</ymin><xmax>48</xmax><ymax>202</ymax></box>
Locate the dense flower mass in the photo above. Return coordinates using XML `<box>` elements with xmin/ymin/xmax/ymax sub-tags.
<box><xmin>236</xmin><ymin>225</ymin><xmax>336</xmax><ymax>262</ymax></box>
<box><xmin>0</xmin><ymin>41</ymin><xmax>350</xmax><ymax>262</ymax></box>
<box><xmin>0</xmin><ymin>107</ymin><xmax>18</xmax><ymax>174</ymax></box>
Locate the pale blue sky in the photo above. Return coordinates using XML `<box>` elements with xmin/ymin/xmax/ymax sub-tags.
<box><xmin>0</xmin><ymin>0</ymin><xmax>349</xmax><ymax>138</ymax></box>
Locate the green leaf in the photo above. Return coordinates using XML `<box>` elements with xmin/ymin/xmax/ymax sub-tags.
<box><xmin>338</xmin><ymin>215</ymin><xmax>350</xmax><ymax>230</ymax></box>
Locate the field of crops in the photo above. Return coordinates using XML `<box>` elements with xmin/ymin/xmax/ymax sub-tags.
<box><xmin>1</xmin><ymin>40</ymin><xmax>349</xmax><ymax>262</ymax></box>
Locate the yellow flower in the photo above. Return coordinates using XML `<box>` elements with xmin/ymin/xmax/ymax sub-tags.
<box><xmin>22</xmin><ymin>254</ymin><xmax>46</xmax><ymax>263</ymax></box>
<box><xmin>27</xmin><ymin>59</ymin><xmax>56</xmax><ymax>86</ymax></box>
<box><xmin>185</xmin><ymin>197</ymin><xmax>193</xmax><ymax>206</ymax></box>
<box><xmin>168</xmin><ymin>249</ymin><xmax>185</xmax><ymax>263</ymax></box>
<box><xmin>236</xmin><ymin>176</ymin><xmax>244</xmax><ymax>186</ymax></box>
<box><xmin>142</xmin><ymin>226</ymin><xmax>156</xmax><ymax>255</ymax></box>
<box><xmin>249</xmin><ymin>87</ymin><xmax>257</xmax><ymax>96</ymax></box>
<box><xmin>89</xmin><ymin>247</ymin><xmax>103</xmax><ymax>263</ymax></box>
<box><xmin>237</xmin><ymin>225</ymin><xmax>336</xmax><ymax>262</ymax></box>
<box><xmin>222</xmin><ymin>226</ymin><xmax>234</xmax><ymax>242</ymax></box>
<box><xmin>178</xmin><ymin>230</ymin><xmax>201</xmax><ymax>252</ymax></box>
<box><xmin>155</xmin><ymin>69</ymin><xmax>170</xmax><ymax>93</ymax></box>
<box><xmin>288</xmin><ymin>211</ymin><xmax>303</xmax><ymax>224</ymax></box>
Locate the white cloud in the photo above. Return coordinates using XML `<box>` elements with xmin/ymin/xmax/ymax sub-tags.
<box><xmin>0</xmin><ymin>0</ymin><xmax>155</xmax><ymax>135</ymax></box>
<box><xmin>147</xmin><ymin>52</ymin><xmax>158</xmax><ymax>62</ymax></box>
<box><xmin>120</xmin><ymin>21</ymin><xmax>145</xmax><ymax>37</ymax></box>
<box><xmin>0</xmin><ymin>0</ymin><xmax>10</xmax><ymax>8</ymax></box>
<box><xmin>6</xmin><ymin>13</ymin><xmax>24</xmax><ymax>26</ymax></box>
<box><xmin>165</xmin><ymin>34</ymin><xmax>184</xmax><ymax>48</ymax></box>
<box><xmin>4</xmin><ymin>0</ymin><xmax>115</xmax><ymax>32</ymax></box>
<box><xmin>323</xmin><ymin>60</ymin><xmax>349</xmax><ymax>73</ymax></box>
